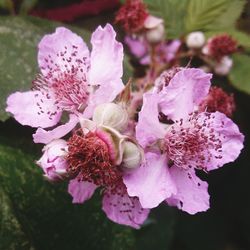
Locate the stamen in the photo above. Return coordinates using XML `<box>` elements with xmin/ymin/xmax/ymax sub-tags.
<box><xmin>67</xmin><ymin>129</ymin><xmax>121</xmax><ymax>186</ymax></box>
<box><xmin>164</xmin><ymin>112</ymin><xmax>223</xmax><ymax>171</ymax></box>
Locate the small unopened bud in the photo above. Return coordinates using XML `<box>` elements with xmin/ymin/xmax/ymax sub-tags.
<box><xmin>144</xmin><ymin>15</ymin><xmax>165</xmax><ymax>43</ymax></box>
<box><xmin>186</xmin><ymin>31</ymin><xmax>205</xmax><ymax>49</ymax></box>
<box><xmin>214</xmin><ymin>56</ymin><xmax>233</xmax><ymax>76</ymax></box>
<box><xmin>93</xmin><ymin>103</ymin><xmax>129</xmax><ymax>132</ymax></box>
<box><xmin>122</xmin><ymin>141</ymin><xmax>142</xmax><ymax>169</ymax></box>
<box><xmin>37</xmin><ymin>139</ymin><xmax>68</xmax><ymax>181</ymax></box>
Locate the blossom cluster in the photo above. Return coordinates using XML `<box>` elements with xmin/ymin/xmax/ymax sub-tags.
<box><xmin>6</xmin><ymin>22</ymin><xmax>244</xmax><ymax>229</ymax></box>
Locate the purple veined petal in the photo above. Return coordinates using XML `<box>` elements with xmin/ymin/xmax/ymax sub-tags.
<box><xmin>89</xmin><ymin>24</ymin><xmax>123</xmax><ymax>85</ymax></box>
<box><xmin>123</xmin><ymin>152</ymin><xmax>176</xmax><ymax>209</ymax></box>
<box><xmin>68</xmin><ymin>178</ymin><xmax>97</xmax><ymax>204</ymax></box>
<box><xmin>124</xmin><ymin>35</ymin><xmax>148</xmax><ymax>59</ymax></box>
<box><xmin>38</xmin><ymin>27</ymin><xmax>90</xmax><ymax>78</ymax></box>
<box><xmin>136</xmin><ymin>92</ymin><xmax>165</xmax><ymax>148</ymax></box>
<box><xmin>6</xmin><ymin>90</ymin><xmax>61</xmax><ymax>128</ymax></box>
<box><xmin>199</xmin><ymin>111</ymin><xmax>244</xmax><ymax>171</ymax></box>
<box><xmin>33</xmin><ymin>114</ymin><xmax>78</xmax><ymax>144</ymax></box>
<box><xmin>165</xmin><ymin>167</ymin><xmax>210</xmax><ymax>214</ymax></box>
<box><xmin>83</xmin><ymin>79</ymin><xmax>124</xmax><ymax>118</ymax></box>
<box><xmin>159</xmin><ymin>68</ymin><xmax>212</xmax><ymax>121</ymax></box>
<box><xmin>102</xmin><ymin>181</ymin><xmax>150</xmax><ymax>229</ymax></box>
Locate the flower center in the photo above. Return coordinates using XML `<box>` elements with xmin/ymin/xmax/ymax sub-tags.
<box><xmin>164</xmin><ymin>113</ymin><xmax>223</xmax><ymax>171</ymax></box>
<box><xmin>33</xmin><ymin>45</ymin><xmax>90</xmax><ymax>115</ymax></box>
<box><xmin>66</xmin><ymin>129</ymin><xmax>121</xmax><ymax>186</ymax></box>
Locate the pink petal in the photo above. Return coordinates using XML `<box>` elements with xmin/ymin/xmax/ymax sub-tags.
<box><xmin>166</xmin><ymin>167</ymin><xmax>210</xmax><ymax>214</ymax></box>
<box><xmin>33</xmin><ymin>114</ymin><xmax>78</xmax><ymax>144</ymax></box>
<box><xmin>38</xmin><ymin>27</ymin><xmax>90</xmax><ymax>77</ymax></box>
<box><xmin>6</xmin><ymin>91</ymin><xmax>61</xmax><ymax>128</ymax></box>
<box><xmin>102</xmin><ymin>181</ymin><xmax>150</xmax><ymax>229</ymax></box>
<box><xmin>89</xmin><ymin>24</ymin><xmax>123</xmax><ymax>85</ymax></box>
<box><xmin>163</xmin><ymin>40</ymin><xmax>181</xmax><ymax>62</ymax></box>
<box><xmin>202</xmin><ymin>112</ymin><xmax>244</xmax><ymax>171</ymax></box>
<box><xmin>124</xmin><ymin>36</ymin><xmax>148</xmax><ymax>58</ymax></box>
<box><xmin>68</xmin><ymin>178</ymin><xmax>97</xmax><ymax>204</ymax></box>
<box><xmin>159</xmin><ymin>68</ymin><xmax>212</xmax><ymax>121</ymax></box>
<box><xmin>123</xmin><ymin>152</ymin><xmax>176</xmax><ymax>209</ymax></box>
<box><xmin>136</xmin><ymin>92</ymin><xmax>165</xmax><ymax>148</ymax></box>
<box><xmin>84</xmin><ymin>79</ymin><xmax>124</xmax><ymax>118</ymax></box>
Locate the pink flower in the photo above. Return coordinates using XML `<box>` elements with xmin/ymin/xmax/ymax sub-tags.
<box><xmin>37</xmin><ymin>139</ymin><xmax>68</xmax><ymax>181</ymax></box>
<box><xmin>66</xmin><ymin>123</ymin><xmax>149</xmax><ymax>228</ymax></box>
<box><xmin>124</xmin><ymin>68</ymin><xmax>244</xmax><ymax>214</ymax></box>
<box><xmin>6</xmin><ymin>24</ymin><xmax>124</xmax><ymax>141</ymax></box>
<box><xmin>125</xmin><ymin>36</ymin><xmax>181</xmax><ymax>65</ymax></box>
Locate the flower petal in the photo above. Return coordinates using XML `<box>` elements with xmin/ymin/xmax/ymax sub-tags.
<box><xmin>84</xmin><ymin>79</ymin><xmax>124</xmax><ymax>118</ymax></box>
<box><xmin>124</xmin><ymin>152</ymin><xmax>176</xmax><ymax>208</ymax></box>
<box><xmin>125</xmin><ymin>36</ymin><xmax>148</xmax><ymax>58</ymax></box>
<box><xmin>33</xmin><ymin>114</ymin><xmax>78</xmax><ymax>144</ymax></box>
<box><xmin>159</xmin><ymin>68</ymin><xmax>212</xmax><ymax>120</ymax></box>
<box><xmin>6</xmin><ymin>91</ymin><xmax>61</xmax><ymax>128</ymax></box>
<box><xmin>68</xmin><ymin>178</ymin><xmax>97</xmax><ymax>204</ymax></box>
<box><xmin>89</xmin><ymin>24</ymin><xmax>123</xmax><ymax>85</ymax></box>
<box><xmin>162</xmin><ymin>40</ymin><xmax>181</xmax><ymax>62</ymax></box>
<box><xmin>202</xmin><ymin>112</ymin><xmax>244</xmax><ymax>171</ymax></box>
<box><xmin>136</xmin><ymin>92</ymin><xmax>165</xmax><ymax>148</ymax></box>
<box><xmin>102</xmin><ymin>181</ymin><xmax>150</xmax><ymax>229</ymax></box>
<box><xmin>38</xmin><ymin>27</ymin><xmax>90</xmax><ymax>77</ymax></box>
<box><xmin>166</xmin><ymin>167</ymin><xmax>210</xmax><ymax>214</ymax></box>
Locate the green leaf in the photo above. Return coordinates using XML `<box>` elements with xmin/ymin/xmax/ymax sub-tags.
<box><xmin>229</xmin><ymin>54</ymin><xmax>250</xmax><ymax>94</ymax></box>
<box><xmin>185</xmin><ymin>0</ymin><xmax>229</xmax><ymax>32</ymax></box>
<box><xmin>0</xmin><ymin>16</ymin><xmax>91</xmax><ymax>122</ymax></box>
<box><xmin>20</xmin><ymin>0</ymin><xmax>38</xmax><ymax>14</ymax></box>
<box><xmin>144</xmin><ymin>0</ymin><xmax>189</xmax><ymax>39</ymax></box>
<box><xmin>0</xmin><ymin>144</ymin><xmax>135</xmax><ymax>249</ymax></box>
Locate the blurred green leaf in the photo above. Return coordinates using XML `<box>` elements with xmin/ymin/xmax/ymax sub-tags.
<box><xmin>229</xmin><ymin>54</ymin><xmax>250</xmax><ymax>94</ymax></box>
<box><xmin>185</xmin><ymin>0</ymin><xmax>229</xmax><ymax>32</ymax></box>
<box><xmin>0</xmin><ymin>0</ymin><xmax>14</xmax><ymax>12</ymax></box>
<box><xmin>144</xmin><ymin>0</ymin><xmax>189</xmax><ymax>39</ymax></box>
<box><xmin>0</xmin><ymin>143</ymin><xmax>135</xmax><ymax>249</ymax></box>
<box><xmin>20</xmin><ymin>0</ymin><xmax>38</xmax><ymax>14</ymax></box>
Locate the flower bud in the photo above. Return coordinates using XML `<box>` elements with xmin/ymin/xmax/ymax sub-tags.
<box><xmin>122</xmin><ymin>141</ymin><xmax>142</xmax><ymax>169</ymax></box>
<box><xmin>186</xmin><ymin>31</ymin><xmax>205</xmax><ymax>49</ymax></box>
<box><xmin>144</xmin><ymin>15</ymin><xmax>165</xmax><ymax>43</ymax></box>
<box><xmin>93</xmin><ymin>103</ymin><xmax>129</xmax><ymax>132</ymax></box>
<box><xmin>37</xmin><ymin>139</ymin><xmax>68</xmax><ymax>181</ymax></box>
<box><xmin>214</xmin><ymin>56</ymin><xmax>233</xmax><ymax>76</ymax></box>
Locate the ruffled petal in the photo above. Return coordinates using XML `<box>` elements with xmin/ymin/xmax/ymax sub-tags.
<box><xmin>38</xmin><ymin>27</ymin><xmax>90</xmax><ymax>78</ymax></box>
<box><xmin>136</xmin><ymin>92</ymin><xmax>165</xmax><ymax>148</ymax></box>
<box><xmin>84</xmin><ymin>79</ymin><xmax>124</xmax><ymax>118</ymax></box>
<box><xmin>89</xmin><ymin>24</ymin><xmax>123</xmax><ymax>85</ymax></box>
<box><xmin>166</xmin><ymin>167</ymin><xmax>210</xmax><ymax>214</ymax></box>
<box><xmin>201</xmin><ymin>112</ymin><xmax>244</xmax><ymax>171</ymax></box>
<box><xmin>33</xmin><ymin>114</ymin><xmax>78</xmax><ymax>144</ymax></box>
<box><xmin>159</xmin><ymin>68</ymin><xmax>212</xmax><ymax>121</ymax></box>
<box><xmin>68</xmin><ymin>178</ymin><xmax>97</xmax><ymax>204</ymax></box>
<box><xmin>123</xmin><ymin>152</ymin><xmax>176</xmax><ymax>208</ymax></box>
<box><xmin>102</xmin><ymin>181</ymin><xmax>150</xmax><ymax>229</ymax></box>
<box><xmin>6</xmin><ymin>91</ymin><xmax>61</xmax><ymax>128</ymax></box>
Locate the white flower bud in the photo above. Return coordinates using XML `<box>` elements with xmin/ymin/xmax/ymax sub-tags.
<box><xmin>122</xmin><ymin>141</ymin><xmax>142</xmax><ymax>169</ymax></box>
<box><xmin>214</xmin><ymin>56</ymin><xmax>233</xmax><ymax>76</ymax></box>
<box><xmin>93</xmin><ymin>103</ymin><xmax>129</xmax><ymax>132</ymax></box>
<box><xmin>145</xmin><ymin>23</ymin><xmax>165</xmax><ymax>43</ymax></box>
<box><xmin>186</xmin><ymin>31</ymin><xmax>205</xmax><ymax>49</ymax></box>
